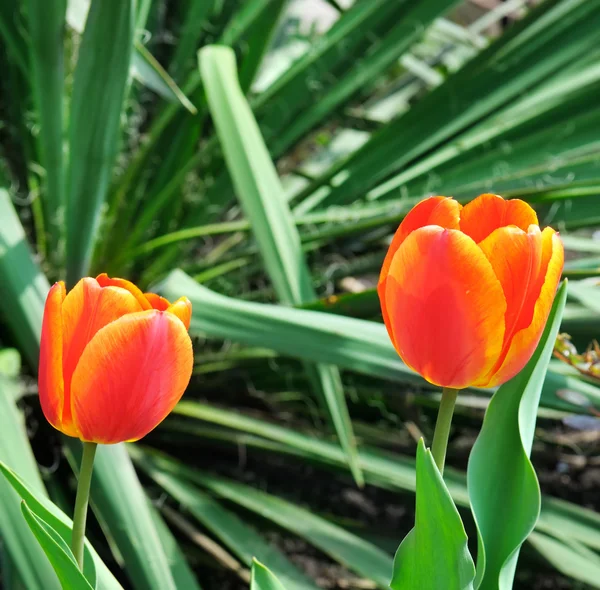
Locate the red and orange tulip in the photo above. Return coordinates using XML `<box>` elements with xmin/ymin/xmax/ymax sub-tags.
<box><xmin>378</xmin><ymin>194</ymin><xmax>564</xmax><ymax>389</ymax></box>
<box><xmin>38</xmin><ymin>274</ymin><xmax>193</xmax><ymax>444</ymax></box>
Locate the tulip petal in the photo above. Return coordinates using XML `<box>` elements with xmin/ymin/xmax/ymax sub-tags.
<box><xmin>460</xmin><ymin>194</ymin><xmax>538</xmax><ymax>243</ymax></box>
<box><xmin>39</xmin><ymin>282</ymin><xmax>76</xmax><ymax>436</ymax></box>
<box><xmin>61</xmin><ymin>278</ymin><xmax>143</xmax><ymax>427</ymax></box>
<box><xmin>378</xmin><ymin>196</ymin><xmax>461</xmax><ymax>347</ymax></box>
<box><xmin>144</xmin><ymin>292</ymin><xmax>171</xmax><ymax>311</ymax></box>
<box><xmin>70</xmin><ymin>310</ymin><xmax>193</xmax><ymax>443</ymax></box>
<box><xmin>478</xmin><ymin>225</ymin><xmax>543</xmax><ymax>349</ymax></box>
<box><xmin>482</xmin><ymin>229</ymin><xmax>564</xmax><ymax>387</ymax></box>
<box><xmin>385</xmin><ymin>226</ymin><xmax>506</xmax><ymax>388</ymax></box>
<box><xmin>166</xmin><ymin>297</ymin><xmax>192</xmax><ymax>330</ymax></box>
<box><xmin>96</xmin><ymin>273</ymin><xmax>152</xmax><ymax>310</ymax></box>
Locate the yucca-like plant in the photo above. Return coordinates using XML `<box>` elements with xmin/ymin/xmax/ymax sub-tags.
<box><xmin>1</xmin><ymin>0</ymin><xmax>600</xmax><ymax>588</ymax></box>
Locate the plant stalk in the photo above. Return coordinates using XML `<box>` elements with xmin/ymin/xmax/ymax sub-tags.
<box><xmin>71</xmin><ymin>441</ymin><xmax>97</xmax><ymax>570</ymax></box>
<box><xmin>431</xmin><ymin>387</ymin><xmax>459</xmax><ymax>474</ymax></box>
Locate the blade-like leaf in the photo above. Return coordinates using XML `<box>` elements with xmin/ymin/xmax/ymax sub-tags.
<box><xmin>0</xmin><ymin>190</ymin><xmax>50</xmax><ymax>368</ymax></box>
<box><xmin>0</xmin><ymin>377</ymin><xmax>60</xmax><ymax>589</ymax></box>
<box><xmin>168</xmin><ymin>400</ymin><xmax>600</xmax><ymax>587</ymax></box>
<box><xmin>199</xmin><ymin>45</ymin><xmax>363</xmax><ymax>485</ymax></box>
<box><xmin>467</xmin><ymin>281</ymin><xmax>568</xmax><ymax>589</ymax></box>
<box><xmin>20</xmin><ymin>501</ymin><xmax>94</xmax><ymax>590</ymax></box>
<box><xmin>66</xmin><ymin>0</ymin><xmax>135</xmax><ymax>284</ymax></box>
<box><xmin>391</xmin><ymin>439</ymin><xmax>475</xmax><ymax>590</ymax></box>
<box><xmin>251</xmin><ymin>559</ymin><xmax>287</xmax><ymax>590</ymax></box>
<box><xmin>0</xmin><ymin>460</ymin><xmax>122</xmax><ymax>590</ymax></box>
<box><xmin>148</xmin><ymin>501</ymin><xmax>203</xmax><ymax>590</ymax></box>
<box><xmin>64</xmin><ymin>440</ymin><xmax>179</xmax><ymax>590</ymax></box>
<box><xmin>131</xmin><ymin>446</ymin><xmax>393</xmax><ymax>588</ymax></box>
<box><xmin>134</xmin><ymin>459</ymin><xmax>319</xmax><ymax>590</ymax></box>
<box><xmin>25</xmin><ymin>0</ymin><xmax>66</xmax><ymax>253</ymax></box>
<box><xmin>528</xmin><ymin>532</ymin><xmax>600</xmax><ymax>589</ymax></box>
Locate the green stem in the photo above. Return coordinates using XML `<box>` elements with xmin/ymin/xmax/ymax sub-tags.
<box><xmin>71</xmin><ymin>442</ymin><xmax>97</xmax><ymax>570</ymax></box>
<box><xmin>431</xmin><ymin>387</ymin><xmax>459</xmax><ymax>475</ymax></box>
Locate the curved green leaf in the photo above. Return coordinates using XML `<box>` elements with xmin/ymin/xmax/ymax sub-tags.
<box><xmin>20</xmin><ymin>501</ymin><xmax>94</xmax><ymax>590</ymax></box>
<box><xmin>0</xmin><ymin>460</ymin><xmax>121</xmax><ymax>589</ymax></box>
<box><xmin>391</xmin><ymin>439</ymin><xmax>475</xmax><ymax>590</ymax></box>
<box><xmin>64</xmin><ymin>440</ymin><xmax>180</xmax><ymax>590</ymax></box>
<box><xmin>0</xmin><ymin>376</ymin><xmax>60</xmax><ymax>589</ymax></box>
<box><xmin>130</xmin><ymin>446</ymin><xmax>393</xmax><ymax>588</ymax></box>
<box><xmin>467</xmin><ymin>281</ymin><xmax>568</xmax><ymax>589</ymax></box>
<box><xmin>252</xmin><ymin>559</ymin><xmax>287</xmax><ymax>590</ymax></box>
<box><xmin>134</xmin><ymin>458</ymin><xmax>319</xmax><ymax>590</ymax></box>
<box><xmin>199</xmin><ymin>45</ymin><xmax>362</xmax><ymax>486</ymax></box>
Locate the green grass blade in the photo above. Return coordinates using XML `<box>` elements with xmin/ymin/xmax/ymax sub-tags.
<box><xmin>0</xmin><ymin>459</ymin><xmax>123</xmax><ymax>589</ymax></box>
<box><xmin>391</xmin><ymin>440</ymin><xmax>475</xmax><ymax>590</ymax></box>
<box><xmin>528</xmin><ymin>532</ymin><xmax>600</xmax><ymax>589</ymax></box>
<box><xmin>169</xmin><ymin>400</ymin><xmax>600</xmax><ymax>587</ymax></box>
<box><xmin>64</xmin><ymin>440</ymin><xmax>179</xmax><ymax>590</ymax></box>
<box><xmin>133</xmin><ymin>456</ymin><xmax>320</xmax><ymax>590</ymax></box>
<box><xmin>20</xmin><ymin>501</ymin><xmax>94</xmax><ymax>590</ymax></box>
<box><xmin>199</xmin><ymin>45</ymin><xmax>363</xmax><ymax>485</ymax></box>
<box><xmin>467</xmin><ymin>282</ymin><xmax>568</xmax><ymax>589</ymax></box>
<box><xmin>25</xmin><ymin>0</ymin><xmax>66</xmax><ymax>255</ymax></box>
<box><xmin>0</xmin><ymin>190</ymin><xmax>50</xmax><ymax>368</ymax></box>
<box><xmin>251</xmin><ymin>560</ymin><xmax>287</xmax><ymax>590</ymax></box>
<box><xmin>132</xmin><ymin>40</ymin><xmax>197</xmax><ymax>114</ymax></box>
<box><xmin>132</xmin><ymin>446</ymin><xmax>394</xmax><ymax>588</ymax></box>
<box><xmin>148</xmin><ymin>501</ymin><xmax>203</xmax><ymax>590</ymax></box>
<box><xmin>66</xmin><ymin>0</ymin><xmax>135</xmax><ymax>284</ymax></box>
<box><xmin>0</xmin><ymin>376</ymin><xmax>60</xmax><ymax>589</ymax></box>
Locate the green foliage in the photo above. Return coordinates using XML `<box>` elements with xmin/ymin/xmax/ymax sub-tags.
<box><xmin>20</xmin><ymin>501</ymin><xmax>94</xmax><ymax>590</ymax></box>
<box><xmin>251</xmin><ymin>560</ymin><xmax>288</xmax><ymax>590</ymax></box>
<box><xmin>468</xmin><ymin>282</ymin><xmax>568</xmax><ymax>589</ymax></box>
<box><xmin>1</xmin><ymin>0</ymin><xmax>600</xmax><ymax>587</ymax></box>
<box><xmin>391</xmin><ymin>440</ymin><xmax>475</xmax><ymax>590</ymax></box>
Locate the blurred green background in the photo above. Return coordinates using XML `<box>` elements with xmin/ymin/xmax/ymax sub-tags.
<box><xmin>1</xmin><ymin>0</ymin><xmax>600</xmax><ymax>588</ymax></box>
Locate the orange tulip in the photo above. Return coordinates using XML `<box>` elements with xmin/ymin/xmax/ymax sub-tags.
<box><xmin>38</xmin><ymin>274</ymin><xmax>193</xmax><ymax>444</ymax></box>
<box><xmin>378</xmin><ymin>194</ymin><xmax>564</xmax><ymax>389</ymax></box>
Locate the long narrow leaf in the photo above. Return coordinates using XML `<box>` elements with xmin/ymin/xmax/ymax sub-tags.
<box><xmin>66</xmin><ymin>0</ymin><xmax>135</xmax><ymax>284</ymax></box>
<box><xmin>468</xmin><ymin>282</ymin><xmax>568</xmax><ymax>589</ymax></box>
<box><xmin>199</xmin><ymin>45</ymin><xmax>363</xmax><ymax>485</ymax></box>
<box><xmin>25</xmin><ymin>0</ymin><xmax>66</xmax><ymax>254</ymax></box>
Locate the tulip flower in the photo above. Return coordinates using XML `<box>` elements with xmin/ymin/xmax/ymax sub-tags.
<box><xmin>39</xmin><ymin>273</ymin><xmax>194</xmax><ymax>444</ymax></box>
<box><xmin>379</xmin><ymin>194</ymin><xmax>564</xmax><ymax>390</ymax></box>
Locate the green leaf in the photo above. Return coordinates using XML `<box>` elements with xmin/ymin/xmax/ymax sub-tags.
<box><xmin>528</xmin><ymin>532</ymin><xmax>600</xmax><ymax>589</ymax></box>
<box><xmin>67</xmin><ymin>0</ymin><xmax>196</xmax><ymax>113</ymax></box>
<box><xmin>391</xmin><ymin>439</ymin><xmax>475</xmax><ymax>590</ymax></box>
<box><xmin>0</xmin><ymin>459</ymin><xmax>122</xmax><ymax>590</ymax></box>
<box><xmin>66</xmin><ymin>0</ymin><xmax>135</xmax><ymax>284</ymax></box>
<box><xmin>20</xmin><ymin>501</ymin><xmax>94</xmax><ymax>590</ymax></box>
<box><xmin>0</xmin><ymin>376</ymin><xmax>61</xmax><ymax>589</ymax></box>
<box><xmin>132</xmin><ymin>41</ymin><xmax>197</xmax><ymax>115</ymax></box>
<box><xmin>64</xmin><ymin>440</ymin><xmax>179</xmax><ymax>590</ymax></box>
<box><xmin>131</xmin><ymin>446</ymin><xmax>393</xmax><ymax>588</ymax></box>
<box><xmin>25</xmin><ymin>0</ymin><xmax>66</xmax><ymax>253</ymax></box>
<box><xmin>0</xmin><ymin>190</ymin><xmax>51</xmax><ymax>369</ymax></box>
<box><xmin>251</xmin><ymin>559</ymin><xmax>287</xmax><ymax>590</ymax></box>
<box><xmin>467</xmin><ymin>281</ymin><xmax>568</xmax><ymax>590</ymax></box>
<box><xmin>199</xmin><ymin>45</ymin><xmax>363</xmax><ymax>486</ymax></box>
<box><xmin>147</xmin><ymin>501</ymin><xmax>203</xmax><ymax>590</ymax></box>
<box><xmin>169</xmin><ymin>399</ymin><xmax>600</xmax><ymax>587</ymax></box>
<box><xmin>133</xmin><ymin>458</ymin><xmax>319</xmax><ymax>590</ymax></box>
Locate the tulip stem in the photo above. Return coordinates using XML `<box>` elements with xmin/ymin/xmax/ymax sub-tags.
<box><xmin>71</xmin><ymin>441</ymin><xmax>97</xmax><ymax>570</ymax></box>
<box><xmin>431</xmin><ymin>387</ymin><xmax>459</xmax><ymax>475</ymax></box>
